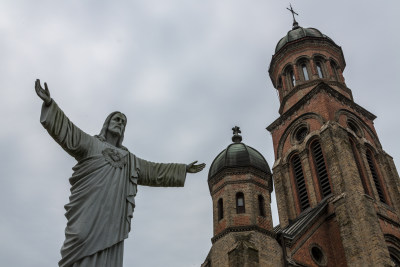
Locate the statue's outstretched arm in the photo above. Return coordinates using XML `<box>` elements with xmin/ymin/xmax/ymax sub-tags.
<box><xmin>36</xmin><ymin>79</ymin><xmax>91</xmax><ymax>160</ymax></box>
<box><xmin>35</xmin><ymin>79</ymin><xmax>52</xmax><ymax>106</ymax></box>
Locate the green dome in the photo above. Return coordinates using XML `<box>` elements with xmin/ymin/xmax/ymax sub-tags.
<box><xmin>208</xmin><ymin>130</ymin><xmax>271</xmax><ymax>179</ymax></box>
<box><xmin>275</xmin><ymin>26</ymin><xmax>334</xmax><ymax>53</ymax></box>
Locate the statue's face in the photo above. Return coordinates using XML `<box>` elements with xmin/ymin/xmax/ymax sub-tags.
<box><xmin>107</xmin><ymin>113</ymin><xmax>126</xmax><ymax>137</ymax></box>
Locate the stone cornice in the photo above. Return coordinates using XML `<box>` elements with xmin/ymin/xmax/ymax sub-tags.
<box><xmin>269</xmin><ymin>37</ymin><xmax>345</xmax><ymax>85</ymax></box>
<box><xmin>208</xmin><ymin>166</ymin><xmax>272</xmax><ymax>192</ymax></box>
<box><xmin>211</xmin><ymin>179</ymin><xmax>270</xmax><ymax>196</ymax></box>
<box><xmin>267</xmin><ymin>82</ymin><xmax>376</xmax><ymax>133</ymax></box>
<box><xmin>211</xmin><ymin>225</ymin><xmax>276</xmax><ymax>244</ymax></box>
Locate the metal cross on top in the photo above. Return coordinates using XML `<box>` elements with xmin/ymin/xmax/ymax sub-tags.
<box><xmin>287</xmin><ymin>3</ymin><xmax>299</xmax><ymax>28</ymax></box>
<box><xmin>232</xmin><ymin>126</ymin><xmax>242</xmax><ymax>143</ymax></box>
<box><xmin>232</xmin><ymin>126</ymin><xmax>241</xmax><ymax>135</ymax></box>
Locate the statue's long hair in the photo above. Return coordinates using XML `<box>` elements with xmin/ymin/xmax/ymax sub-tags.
<box><xmin>95</xmin><ymin>111</ymin><xmax>128</xmax><ymax>151</ymax></box>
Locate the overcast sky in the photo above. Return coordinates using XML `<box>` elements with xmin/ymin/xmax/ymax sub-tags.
<box><xmin>0</xmin><ymin>1</ymin><xmax>399</xmax><ymax>266</ymax></box>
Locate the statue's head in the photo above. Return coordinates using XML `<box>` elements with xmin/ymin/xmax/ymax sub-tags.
<box><xmin>95</xmin><ymin>111</ymin><xmax>128</xmax><ymax>150</ymax></box>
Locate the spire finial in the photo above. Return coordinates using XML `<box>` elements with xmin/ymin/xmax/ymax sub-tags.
<box><xmin>287</xmin><ymin>3</ymin><xmax>299</xmax><ymax>29</ymax></box>
<box><xmin>232</xmin><ymin>126</ymin><xmax>242</xmax><ymax>143</ymax></box>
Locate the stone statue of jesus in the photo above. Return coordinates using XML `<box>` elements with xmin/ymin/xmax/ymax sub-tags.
<box><xmin>35</xmin><ymin>79</ymin><xmax>206</xmax><ymax>267</ymax></box>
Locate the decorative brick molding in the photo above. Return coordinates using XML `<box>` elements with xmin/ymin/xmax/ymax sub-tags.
<box><xmin>208</xmin><ymin>166</ymin><xmax>272</xmax><ymax>192</ymax></box>
<box><xmin>211</xmin><ymin>225</ymin><xmax>276</xmax><ymax>244</ymax></box>
<box><xmin>267</xmin><ymin>82</ymin><xmax>376</xmax><ymax>132</ymax></box>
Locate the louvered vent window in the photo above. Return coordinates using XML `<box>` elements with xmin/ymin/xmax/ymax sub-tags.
<box><xmin>311</xmin><ymin>141</ymin><xmax>332</xmax><ymax>197</ymax></box>
<box><xmin>291</xmin><ymin>154</ymin><xmax>310</xmax><ymax>211</ymax></box>
<box><xmin>366</xmin><ymin>150</ymin><xmax>386</xmax><ymax>203</ymax></box>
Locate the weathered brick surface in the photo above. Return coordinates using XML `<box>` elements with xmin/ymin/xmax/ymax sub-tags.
<box><xmin>290</xmin><ymin>213</ymin><xmax>347</xmax><ymax>267</ymax></box>
<box><xmin>204</xmin><ymin>27</ymin><xmax>400</xmax><ymax>267</ymax></box>
<box><xmin>204</xmin><ymin>168</ymin><xmax>283</xmax><ymax>267</ymax></box>
<box><xmin>267</xmin><ymin>31</ymin><xmax>400</xmax><ymax>266</ymax></box>
<box><xmin>204</xmin><ymin>232</ymin><xmax>283</xmax><ymax>267</ymax></box>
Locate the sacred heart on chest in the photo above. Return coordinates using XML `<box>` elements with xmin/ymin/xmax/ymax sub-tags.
<box><xmin>102</xmin><ymin>148</ymin><xmax>127</xmax><ymax>168</ymax></box>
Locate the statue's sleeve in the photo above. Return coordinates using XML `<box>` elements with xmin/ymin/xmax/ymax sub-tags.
<box><xmin>135</xmin><ymin>157</ymin><xmax>187</xmax><ymax>187</ymax></box>
<box><xmin>40</xmin><ymin>100</ymin><xmax>91</xmax><ymax>161</ymax></box>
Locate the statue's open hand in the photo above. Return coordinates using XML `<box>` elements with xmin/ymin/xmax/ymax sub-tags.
<box><xmin>186</xmin><ymin>161</ymin><xmax>206</xmax><ymax>173</ymax></box>
<box><xmin>35</xmin><ymin>79</ymin><xmax>51</xmax><ymax>105</ymax></box>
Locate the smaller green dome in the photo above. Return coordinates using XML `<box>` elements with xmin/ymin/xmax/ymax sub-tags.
<box><xmin>275</xmin><ymin>25</ymin><xmax>334</xmax><ymax>53</ymax></box>
<box><xmin>208</xmin><ymin>127</ymin><xmax>271</xmax><ymax>180</ymax></box>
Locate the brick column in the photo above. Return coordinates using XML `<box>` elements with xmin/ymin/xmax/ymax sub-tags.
<box><xmin>359</xmin><ymin>146</ymin><xmax>381</xmax><ymax>202</ymax></box>
<box><xmin>309</xmin><ymin>60</ymin><xmax>319</xmax><ymax>79</ymax></box>
<box><xmin>320</xmin><ymin>123</ymin><xmax>392</xmax><ymax>266</ymax></box>
<box><xmin>383</xmin><ymin>153</ymin><xmax>400</xmax><ymax>214</ymax></box>
<box><xmin>293</xmin><ymin>65</ymin><xmax>300</xmax><ymax>84</ymax></box>
<box><xmin>376</xmin><ymin>152</ymin><xmax>400</xmax><ymax>211</ymax></box>
<box><xmin>326</xmin><ymin>61</ymin><xmax>335</xmax><ymax>81</ymax></box>
<box><xmin>337</xmin><ymin>68</ymin><xmax>345</xmax><ymax>83</ymax></box>
<box><xmin>273</xmin><ymin>162</ymin><xmax>296</xmax><ymax>229</ymax></box>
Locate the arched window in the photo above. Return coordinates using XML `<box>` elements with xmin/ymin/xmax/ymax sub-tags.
<box><xmin>236</xmin><ymin>192</ymin><xmax>245</xmax><ymax>214</ymax></box>
<box><xmin>311</xmin><ymin>141</ymin><xmax>332</xmax><ymax>198</ymax></box>
<box><xmin>330</xmin><ymin>60</ymin><xmax>339</xmax><ymax>81</ymax></box>
<box><xmin>258</xmin><ymin>195</ymin><xmax>266</xmax><ymax>217</ymax></box>
<box><xmin>347</xmin><ymin>119</ymin><xmax>362</xmax><ymax>137</ymax></box>
<box><xmin>285</xmin><ymin>66</ymin><xmax>296</xmax><ymax>88</ymax></box>
<box><xmin>291</xmin><ymin>154</ymin><xmax>310</xmax><ymax>211</ymax></box>
<box><xmin>349</xmin><ymin>137</ymin><xmax>370</xmax><ymax>196</ymax></box>
<box><xmin>217</xmin><ymin>198</ymin><xmax>224</xmax><ymax>220</ymax></box>
<box><xmin>301</xmin><ymin>63</ymin><xmax>310</xmax><ymax>81</ymax></box>
<box><xmin>315</xmin><ymin>60</ymin><xmax>325</xmax><ymax>78</ymax></box>
<box><xmin>366</xmin><ymin>149</ymin><xmax>387</xmax><ymax>203</ymax></box>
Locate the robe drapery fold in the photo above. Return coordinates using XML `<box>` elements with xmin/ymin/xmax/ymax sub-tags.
<box><xmin>40</xmin><ymin>101</ymin><xmax>187</xmax><ymax>267</ymax></box>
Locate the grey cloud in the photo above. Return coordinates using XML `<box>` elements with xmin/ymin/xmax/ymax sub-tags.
<box><xmin>1</xmin><ymin>1</ymin><xmax>399</xmax><ymax>267</ymax></box>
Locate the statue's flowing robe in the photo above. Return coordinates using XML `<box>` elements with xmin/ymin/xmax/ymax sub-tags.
<box><xmin>40</xmin><ymin>101</ymin><xmax>187</xmax><ymax>267</ymax></box>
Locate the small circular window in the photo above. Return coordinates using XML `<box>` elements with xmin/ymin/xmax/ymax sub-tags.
<box><xmin>310</xmin><ymin>244</ymin><xmax>327</xmax><ymax>266</ymax></box>
<box><xmin>295</xmin><ymin>125</ymin><xmax>309</xmax><ymax>143</ymax></box>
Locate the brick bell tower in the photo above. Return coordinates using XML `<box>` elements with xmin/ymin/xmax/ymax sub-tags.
<box><xmin>202</xmin><ymin>127</ymin><xmax>282</xmax><ymax>267</ymax></box>
<box><xmin>267</xmin><ymin>7</ymin><xmax>400</xmax><ymax>266</ymax></box>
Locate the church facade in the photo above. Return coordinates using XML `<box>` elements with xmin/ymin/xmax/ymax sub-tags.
<box><xmin>201</xmin><ymin>17</ymin><xmax>400</xmax><ymax>267</ymax></box>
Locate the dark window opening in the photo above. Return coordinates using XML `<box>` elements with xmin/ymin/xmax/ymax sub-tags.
<box><xmin>310</xmin><ymin>245</ymin><xmax>326</xmax><ymax>265</ymax></box>
<box><xmin>311</xmin><ymin>141</ymin><xmax>332</xmax><ymax>197</ymax></box>
<box><xmin>291</xmin><ymin>154</ymin><xmax>310</xmax><ymax>211</ymax></box>
<box><xmin>330</xmin><ymin>61</ymin><xmax>339</xmax><ymax>81</ymax></box>
<box><xmin>389</xmin><ymin>247</ymin><xmax>400</xmax><ymax>267</ymax></box>
<box><xmin>295</xmin><ymin>126</ymin><xmax>308</xmax><ymax>143</ymax></box>
<box><xmin>391</xmin><ymin>254</ymin><xmax>400</xmax><ymax>267</ymax></box>
<box><xmin>366</xmin><ymin>150</ymin><xmax>386</xmax><ymax>203</ymax></box>
<box><xmin>217</xmin><ymin>198</ymin><xmax>224</xmax><ymax>220</ymax></box>
<box><xmin>236</xmin><ymin>192</ymin><xmax>245</xmax><ymax>214</ymax></box>
<box><xmin>258</xmin><ymin>195</ymin><xmax>266</xmax><ymax>217</ymax></box>
<box><xmin>347</xmin><ymin>119</ymin><xmax>361</xmax><ymax>137</ymax></box>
